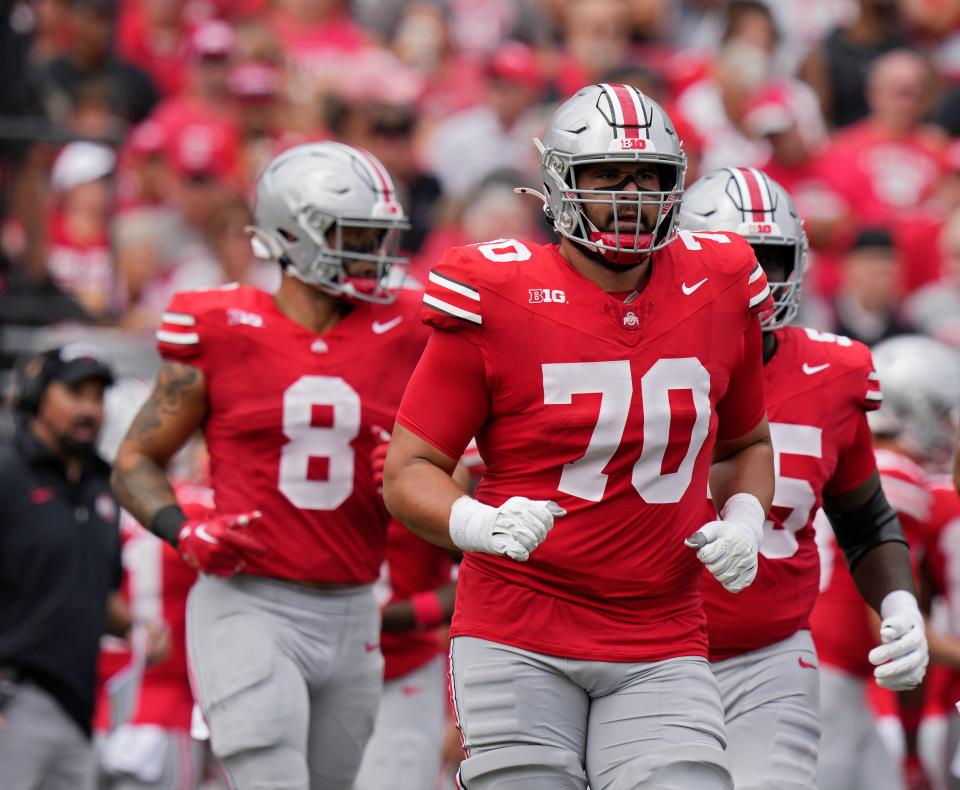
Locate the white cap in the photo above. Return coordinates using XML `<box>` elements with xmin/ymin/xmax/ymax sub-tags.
<box><xmin>50</xmin><ymin>142</ymin><xmax>116</xmax><ymax>192</ymax></box>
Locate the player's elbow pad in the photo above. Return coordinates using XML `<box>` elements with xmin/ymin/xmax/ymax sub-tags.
<box><xmin>825</xmin><ymin>486</ymin><xmax>908</xmax><ymax>573</ymax></box>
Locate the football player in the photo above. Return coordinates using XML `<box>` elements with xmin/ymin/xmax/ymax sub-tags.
<box><xmin>111</xmin><ymin>142</ymin><xmax>428</xmax><ymax>790</ymax></box>
<box><xmin>810</xmin><ymin>334</ymin><xmax>960</xmax><ymax>790</ymax></box>
<box><xmin>94</xmin><ymin>484</ymin><xmax>208</xmax><ymax>789</ymax></box>
<box><xmin>863</xmin><ymin>336</ymin><xmax>960</xmax><ymax>790</ymax></box>
<box><xmin>384</xmin><ymin>83</ymin><xmax>775</xmax><ymax>789</ymax></box>
<box><xmin>680</xmin><ymin>167</ymin><xmax>926</xmax><ymax>790</ymax></box>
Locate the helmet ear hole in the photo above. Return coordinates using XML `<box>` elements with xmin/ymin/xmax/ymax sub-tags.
<box><xmin>245</xmin><ymin>225</ymin><xmax>286</xmax><ymax>261</ymax></box>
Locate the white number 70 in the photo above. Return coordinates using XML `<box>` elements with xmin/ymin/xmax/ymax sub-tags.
<box><xmin>542</xmin><ymin>359</ymin><xmax>712</xmax><ymax>503</ymax></box>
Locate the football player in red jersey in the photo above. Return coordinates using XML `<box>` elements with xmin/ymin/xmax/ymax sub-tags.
<box><xmin>810</xmin><ymin>334</ymin><xmax>960</xmax><ymax>790</ymax></box>
<box><xmin>111</xmin><ymin>142</ymin><xmax>429</xmax><ymax>790</ymax></box>
<box><xmin>353</xmin><ymin>431</ymin><xmax>460</xmax><ymax>790</ymax></box>
<box><xmin>680</xmin><ymin>167</ymin><xmax>925</xmax><ymax>790</ymax></box>
<box><xmin>862</xmin><ymin>336</ymin><xmax>960</xmax><ymax>790</ymax></box>
<box><xmin>384</xmin><ymin>83</ymin><xmax>775</xmax><ymax>789</ymax></box>
<box><xmin>93</xmin><ymin>484</ymin><xmax>208</xmax><ymax>789</ymax></box>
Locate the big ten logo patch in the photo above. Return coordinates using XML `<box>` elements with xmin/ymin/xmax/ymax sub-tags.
<box><xmin>529</xmin><ymin>289</ymin><xmax>567</xmax><ymax>304</ymax></box>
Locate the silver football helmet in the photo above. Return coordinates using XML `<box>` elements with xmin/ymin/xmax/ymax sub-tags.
<box><xmin>868</xmin><ymin>334</ymin><xmax>960</xmax><ymax>471</ymax></box>
<box><xmin>534</xmin><ymin>83</ymin><xmax>686</xmax><ymax>264</ymax></box>
<box><xmin>680</xmin><ymin>167</ymin><xmax>808</xmax><ymax>331</ymax></box>
<box><xmin>246</xmin><ymin>141</ymin><xmax>409</xmax><ymax>302</ymax></box>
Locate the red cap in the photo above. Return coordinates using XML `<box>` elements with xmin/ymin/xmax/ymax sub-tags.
<box><xmin>487</xmin><ymin>41</ymin><xmax>544</xmax><ymax>91</ymax></box>
<box><xmin>191</xmin><ymin>19</ymin><xmax>235</xmax><ymax>59</ymax></box>
<box><xmin>170</xmin><ymin>121</ymin><xmax>238</xmax><ymax>179</ymax></box>
<box><xmin>227</xmin><ymin>62</ymin><xmax>279</xmax><ymax>99</ymax></box>
<box><xmin>744</xmin><ymin>84</ymin><xmax>794</xmax><ymax>137</ymax></box>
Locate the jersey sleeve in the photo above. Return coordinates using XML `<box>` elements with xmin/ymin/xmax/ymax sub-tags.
<box><xmin>155</xmin><ymin>291</ymin><xmax>210</xmax><ymax>370</ymax></box>
<box><xmin>716</xmin><ymin>315</ymin><xmax>767</xmax><ymax>439</ymax></box>
<box><xmin>861</xmin><ymin>352</ymin><xmax>883</xmax><ymax>412</ymax></box>
<box><xmin>746</xmin><ymin>258</ymin><xmax>773</xmax><ymax>315</ymax></box>
<box><xmin>396</xmin><ymin>329</ymin><xmax>490</xmax><ymax>461</ymax></box>
<box><xmin>421</xmin><ymin>247</ymin><xmax>484</xmax><ymax>332</ymax></box>
<box><xmin>824</xmin><ymin>412</ymin><xmax>879</xmax><ymax>496</ymax></box>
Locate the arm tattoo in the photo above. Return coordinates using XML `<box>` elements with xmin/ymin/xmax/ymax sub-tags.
<box><xmin>111</xmin><ymin>361</ymin><xmax>207</xmax><ymax>529</ymax></box>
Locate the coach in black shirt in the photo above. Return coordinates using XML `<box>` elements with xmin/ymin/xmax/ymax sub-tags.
<box><xmin>0</xmin><ymin>344</ymin><xmax>131</xmax><ymax>788</ymax></box>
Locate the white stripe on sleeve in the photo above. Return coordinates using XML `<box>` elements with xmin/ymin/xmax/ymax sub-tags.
<box><xmin>423</xmin><ymin>294</ymin><xmax>482</xmax><ymax>325</ymax></box>
<box><xmin>156</xmin><ymin>330</ymin><xmax>200</xmax><ymax>345</ymax></box>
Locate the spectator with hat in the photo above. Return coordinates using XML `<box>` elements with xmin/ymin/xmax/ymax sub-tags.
<box><xmin>45</xmin><ymin>141</ymin><xmax>117</xmax><ymax>320</ymax></box>
<box><xmin>820</xmin><ymin>227</ymin><xmax>917</xmax><ymax>345</ymax></box>
<box><xmin>0</xmin><ymin>344</ymin><xmax>168</xmax><ymax>789</ymax></box>
<box><xmin>425</xmin><ymin>40</ymin><xmax>546</xmax><ymax>198</ymax></box>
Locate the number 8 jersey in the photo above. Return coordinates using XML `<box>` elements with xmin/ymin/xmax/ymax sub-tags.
<box><xmin>396</xmin><ymin>234</ymin><xmax>772</xmax><ymax>663</ymax></box>
<box><xmin>157</xmin><ymin>285</ymin><xmax>429</xmax><ymax>584</ymax></box>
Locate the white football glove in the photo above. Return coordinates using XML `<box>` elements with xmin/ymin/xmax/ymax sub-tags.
<box><xmin>686</xmin><ymin>493</ymin><xmax>765</xmax><ymax>593</ymax></box>
<box><xmin>869</xmin><ymin>590</ymin><xmax>928</xmax><ymax>691</ymax></box>
<box><xmin>449</xmin><ymin>495</ymin><xmax>566</xmax><ymax>561</ymax></box>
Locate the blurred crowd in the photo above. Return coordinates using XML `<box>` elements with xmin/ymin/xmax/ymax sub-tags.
<box><xmin>1</xmin><ymin>0</ymin><xmax>960</xmax><ymax>352</ymax></box>
<box><xmin>3</xmin><ymin>0</ymin><xmax>960</xmax><ymax>787</ymax></box>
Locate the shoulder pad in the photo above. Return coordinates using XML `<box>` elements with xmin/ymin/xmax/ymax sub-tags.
<box><xmin>156</xmin><ymin>283</ymin><xmax>247</xmax><ymax>365</ymax></box>
<box><xmin>421</xmin><ymin>240</ymin><xmax>534</xmax><ymax>331</ymax></box>
<box><xmin>672</xmin><ymin>231</ymin><xmax>772</xmax><ymax>314</ymax></box>
<box><xmin>797</xmin><ymin>329</ymin><xmax>882</xmax><ymax>412</ymax></box>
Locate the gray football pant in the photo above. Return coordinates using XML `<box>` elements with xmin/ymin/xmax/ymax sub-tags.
<box><xmin>449</xmin><ymin>636</ymin><xmax>732</xmax><ymax>790</ymax></box>
<box><xmin>0</xmin><ymin>680</ymin><xmax>94</xmax><ymax>790</ymax></box>
<box><xmin>817</xmin><ymin>666</ymin><xmax>905</xmax><ymax>790</ymax></box>
<box><xmin>711</xmin><ymin>630</ymin><xmax>820</xmax><ymax>790</ymax></box>
<box><xmin>187</xmin><ymin>575</ymin><xmax>383</xmax><ymax>790</ymax></box>
<box><xmin>353</xmin><ymin>655</ymin><xmax>446</xmax><ymax>790</ymax></box>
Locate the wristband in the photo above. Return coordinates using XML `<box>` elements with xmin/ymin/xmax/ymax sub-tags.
<box><xmin>411</xmin><ymin>590</ymin><xmax>447</xmax><ymax>631</ymax></box>
<box><xmin>720</xmin><ymin>493</ymin><xmax>765</xmax><ymax>541</ymax></box>
<box><xmin>449</xmin><ymin>495</ymin><xmax>497</xmax><ymax>553</ymax></box>
<box><xmin>151</xmin><ymin>505</ymin><xmax>188</xmax><ymax>548</ymax></box>
<box><xmin>880</xmin><ymin>589</ymin><xmax>920</xmax><ymax>620</ymax></box>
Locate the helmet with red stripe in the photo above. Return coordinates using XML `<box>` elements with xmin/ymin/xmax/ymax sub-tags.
<box><xmin>246</xmin><ymin>142</ymin><xmax>409</xmax><ymax>302</ymax></box>
<box><xmin>868</xmin><ymin>334</ymin><xmax>960</xmax><ymax>471</ymax></box>
<box><xmin>679</xmin><ymin>167</ymin><xmax>807</xmax><ymax>331</ymax></box>
<box><xmin>536</xmin><ymin>83</ymin><xmax>686</xmax><ymax>264</ymax></box>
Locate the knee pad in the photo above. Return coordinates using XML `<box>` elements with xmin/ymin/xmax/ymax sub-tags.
<box><xmin>457</xmin><ymin>744</ymin><xmax>587</xmax><ymax>790</ymax></box>
<box><xmin>604</xmin><ymin>744</ymin><xmax>732</xmax><ymax>790</ymax></box>
<box><xmin>193</xmin><ymin>611</ymin><xmax>294</xmax><ymax>760</ymax></box>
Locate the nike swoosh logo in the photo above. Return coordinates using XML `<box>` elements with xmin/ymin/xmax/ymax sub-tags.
<box><xmin>372</xmin><ymin>316</ymin><xmax>403</xmax><ymax>334</ymax></box>
<box><xmin>194</xmin><ymin>525</ymin><xmax>218</xmax><ymax>545</ymax></box>
<box><xmin>681</xmin><ymin>278</ymin><xmax>708</xmax><ymax>295</ymax></box>
<box><xmin>802</xmin><ymin>363</ymin><xmax>830</xmax><ymax>375</ymax></box>
<box><xmin>798</xmin><ymin>657</ymin><xmax>817</xmax><ymax>669</ymax></box>
<box><xmin>364</xmin><ymin>642</ymin><xmax>380</xmax><ymax>653</ymax></box>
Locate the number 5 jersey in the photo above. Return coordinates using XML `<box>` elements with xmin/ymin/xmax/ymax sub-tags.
<box><xmin>157</xmin><ymin>285</ymin><xmax>429</xmax><ymax>584</ymax></box>
<box><xmin>701</xmin><ymin>326</ymin><xmax>883</xmax><ymax>662</ymax></box>
<box><xmin>396</xmin><ymin>234</ymin><xmax>772</xmax><ymax>663</ymax></box>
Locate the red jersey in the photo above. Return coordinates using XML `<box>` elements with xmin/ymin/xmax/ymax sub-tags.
<box><xmin>376</xmin><ymin>520</ymin><xmax>453</xmax><ymax>681</ymax></box>
<box><xmin>811</xmin><ymin>448</ymin><xmax>933</xmax><ymax>678</ymax></box>
<box><xmin>397</xmin><ymin>234</ymin><xmax>772</xmax><ymax>662</ymax></box>
<box><xmin>819</xmin><ymin>121</ymin><xmax>943</xmax><ymax>224</ymax></box>
<box><xmin>157</xmin><ymin>285</ymin><xmax>429</xmax><ymax>583</ymax></box>
<box><xmin>703</xmin><ymin>326</ymin><xmax>881</xmax><ymax>661</ymax></box>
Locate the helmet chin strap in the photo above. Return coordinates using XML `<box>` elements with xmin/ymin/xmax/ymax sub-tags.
<box><xmin>569</xmin><ymin>236</ymin><xmax>650</xmax><ymax>271</ymax></box>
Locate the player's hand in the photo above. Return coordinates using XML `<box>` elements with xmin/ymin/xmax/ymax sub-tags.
<box><xmin>869</xmin><ymin>590</ymin><xmax>928</xmax><ymax>691</ymax></box>
<box><xmin>178</xmin><ymin>511</ymin><xmax>265</xmax><ymax>576</ymax></box>
<box><xmin>449</xmin><ymin>495</ymin><xmax>566</xmax><ymax>561</ymax></box>
<box><xmin>371</xmin><ymin>425</ymin><xmax>391</xmax><ymax>495</ymax></box>
<box><xmin>686</xmin><ymin>493</ymin><xmax>765</xmax><ymax>593</ymax></box>
<box><xmin>143</xmin><ymin>622</ymin><xmax>172</xmax><ymax>666</ymax></box>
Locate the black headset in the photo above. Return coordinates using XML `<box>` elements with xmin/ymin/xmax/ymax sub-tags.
<box><xmin>12</xmin><ymin>351</ymin><xmax>55</xmax><ymax>416</ymax></box>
